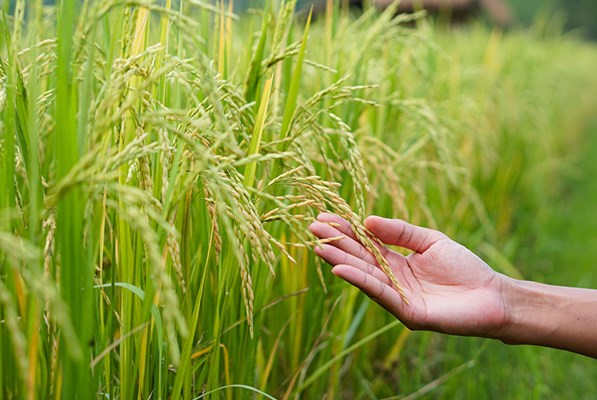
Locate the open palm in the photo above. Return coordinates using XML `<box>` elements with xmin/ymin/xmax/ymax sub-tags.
<box><xmin>310</xmin><ymin>213</ymin><xmax>508</xmax><ymax>338</ymax></box>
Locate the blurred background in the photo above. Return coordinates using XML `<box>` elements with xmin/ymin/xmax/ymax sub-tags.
<box><xmin>512</xmin><ymin>0</ymin><xmax>597</xmax><ymax>40</ymax></box>
<box><xmin>10</xmin><ymin>0</ymin><xmax>597</xmax><ymax>40</ymax></box>
<box><xmin>231</xmin><ymin>0</ymin><xmax>597</xmax><ymax>40</ymax></box>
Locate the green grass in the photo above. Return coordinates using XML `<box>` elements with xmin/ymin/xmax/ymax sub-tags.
<box><xmin>1</xmin><ymin>1</ymin><xmax>597</xmax><ymax>399</ymax></box>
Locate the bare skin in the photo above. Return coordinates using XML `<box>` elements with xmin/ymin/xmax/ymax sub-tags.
<box><xmin>309</xmin><ymin>213</ymin><xmax>597</xmax><ymax>358</ymax></box>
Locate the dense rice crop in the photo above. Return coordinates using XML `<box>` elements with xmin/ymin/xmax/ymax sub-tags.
<box><xmin>1</xmin><ymin>1</ymin><xmax>597</xmax><ymax>398</ymax></box>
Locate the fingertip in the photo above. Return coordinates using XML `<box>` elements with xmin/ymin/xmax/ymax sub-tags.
<box><xmin>317</xmin><ymin>213</ymin><xmax>347</xmax><ymax>227</ymax></box>
<box><xmin>364</xmin><ymin>215</ymin><xmax>386</xmax><ymax>230</ymax></box>
<box><xmin>308</xmin><ymin>220</ymin><xmax>325</xmax><ymax>233</ymax></box>
<box><xmin>331</xmin><ymin>264</ymin><xmax>350</xmax><ymax>277</ymax></box>
<box><xmin>316</xmin><ymin>212</ymin><xmax>334</xmax><ymax>222</ymax></box>
<box><xmin>330</xmin><ymin>265</ymin><xmax>341</xmax><ymax>277</ymax></box>
<box><xmin>313</xmin><ymin>243</ymin><xmax>330</xmax><ymax>254</ymax></box>
<box><xmin>364</xmin><ymin>215</ymin><xmax>378</xmax><ymax>224</ymax></box>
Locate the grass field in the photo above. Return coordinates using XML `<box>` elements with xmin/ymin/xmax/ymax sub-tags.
<box><xmin>1</xmin><ymin>1</ymin><xmax>597</xmax><ymax>398</ymax></box>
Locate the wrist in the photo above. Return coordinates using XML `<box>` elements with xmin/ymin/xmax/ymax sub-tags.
<box><xmin>494</xmin><ymin>276</ymin><xmax>597</xmax><ymax>358</ymax></box>
<box><xmin>494</xmin><ymin>277</ymin><xmax>549</xmax><ymax>345</ymax></box>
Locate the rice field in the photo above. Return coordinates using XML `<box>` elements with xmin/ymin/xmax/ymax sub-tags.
<box><xmin>1</xmin><ymin>1</ymin><xmax>597</xmax><ymax>398</ymax></box>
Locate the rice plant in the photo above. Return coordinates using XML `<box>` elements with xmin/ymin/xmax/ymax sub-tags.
<box><xmin>1</xmin><ymin>0</ymin><xmax>597</xmax><ymax>399</ymax></box>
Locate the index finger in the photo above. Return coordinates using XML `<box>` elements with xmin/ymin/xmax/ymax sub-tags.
<box><xmin>316</xmin><ymin>213</ymin><xmax>359</xmax><ymax>241</ymax></box>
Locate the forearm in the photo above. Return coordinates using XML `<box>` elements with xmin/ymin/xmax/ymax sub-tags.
<box><xmin>496</xmin><ymin>276</ymin><xmax>597</xmax><ymax>358</ymax></box>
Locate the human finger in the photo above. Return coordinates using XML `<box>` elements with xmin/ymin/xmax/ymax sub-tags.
<box><xmin>313</xmin><ymin>214</ymin><xmax>392</xmax><ymax>259</ymax></box>
<box><xmin>314</xmin><ymin>244</ymin><xmax>391</xmax><ymax>286</ymax></box>
<box><xmin>331</xmin><ymin>264</ymin><xmax>403</xmax><ymax>317</ymax></box>
<box><xmin>316</xmin><ymin>213</ymin><xmax>359</xmax><ymax>241</ymax></box>
<box><xmin>309</xmin><ymin>221</ymin><xmax>378</xmax><ymax>264</ymax></box>
<box><xmin>365</xmin><ymin>216</ymin><xmax>448</xmax><ymax>254</ymax></box>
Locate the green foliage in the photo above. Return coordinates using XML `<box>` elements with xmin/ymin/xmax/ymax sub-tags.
<box><xmin>1</xmin><ymin>1</ymin><xmax>597</xmax><ymax>399</ymax></box>
<box><xmin>508</xmin><ymin>0</ymin><xmax>597</xmax><ymax>40</ymax></box>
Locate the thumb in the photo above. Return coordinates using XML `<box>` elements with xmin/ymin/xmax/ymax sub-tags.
<box><xmin>365</xmin><ymin>216</ymin><xmax>447</xmax><ymax>254</ymax></box>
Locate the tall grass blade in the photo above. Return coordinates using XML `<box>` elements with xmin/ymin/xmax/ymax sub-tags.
<box><xmin>278</xmin><ymin>8</ymin><xmax>311</xmax><ymax>151</ymax></box>
<box><xmin>244</xmin><ymin>76</ymin><xmax>274</xmax><ymax>189</ymax></box>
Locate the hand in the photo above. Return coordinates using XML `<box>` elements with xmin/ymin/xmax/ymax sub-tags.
<box><xmin>309</xmin><ymin>213</ymin><xmax>509</xmax><ymax>338</ymax></box>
